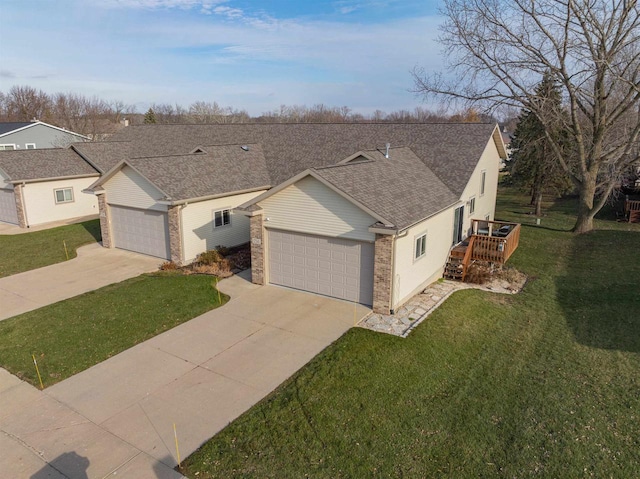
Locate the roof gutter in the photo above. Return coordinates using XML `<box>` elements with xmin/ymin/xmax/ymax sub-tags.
<box><xmin>156</xmin><ymin>185</ymin><xmax>271</xmax><ymax>206</ymax></box>
<box><xmin>9</xmin><ymin>173</ymin><xmax>101</xmax><ymax>185</ymax></box>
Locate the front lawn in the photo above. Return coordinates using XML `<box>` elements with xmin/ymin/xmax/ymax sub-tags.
<box><xmin>0</xmin><ymin>272</ymin><xmax>227</xmax><ymax>388</ymax></box>
<box><xmin>0</xmin><ymin>219</ymin><xmax>101</xmax><ymax>278</ymax></box>
<box><xmin>181</xmin><ymin>190</ymin><xmax>640</xmax><ymax>478</ymax></box>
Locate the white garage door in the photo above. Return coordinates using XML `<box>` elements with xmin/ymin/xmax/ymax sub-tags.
<box><xmin>0</xmin><ymin>189</ymin><xmax>19</xmax><ymax>225</ymax></box>
<box><xmin>268</xmin><ymin>229</ymin><xmax>374</xmax><ymax>305</ymax></box>
<box><xmin>110</xmin><ymin>205</ymin><xmax>170</xmax><ymax>259</ymax></box>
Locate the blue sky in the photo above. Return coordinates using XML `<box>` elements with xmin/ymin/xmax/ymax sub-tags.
<box><xmin>0</xmin><ymin>0</ymin><xmax>444</xmax><ymax>115</ymax></box>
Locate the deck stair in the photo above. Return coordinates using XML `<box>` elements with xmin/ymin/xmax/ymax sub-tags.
<box><xmin>444</xmin><ymin>239</ymin><xmax>474</xmax><ymax>281</ymax></box>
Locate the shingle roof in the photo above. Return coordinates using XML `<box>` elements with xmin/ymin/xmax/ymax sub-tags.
<box><xmin>72</xmin><ymin>141</ymin><xmax>132</xmax><ymax>173</ymax></box>
<box><xmin>106</xmin><ymin>123</ymin><xmax>500</xmax><ymax>196</ymax></box>
<box><xmin>313</xmin><ymin>147</ymin><xmax>458</xmax><ymax>229</ymax></box>
<box><xmin>0</xmin><ymin>148</ymin><xmax>99</xmax><ymax>182</ymax></box>
<box><xmin>0</xmin><ymin>122</ymin><xmax>33</xmax><ymax>136</ymax></box>
<box><xmin>121</xmin><ymin>144</ymin><xmax>270</xmax><ymax>201</ymax></box>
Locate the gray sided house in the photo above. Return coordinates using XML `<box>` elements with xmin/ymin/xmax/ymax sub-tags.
<box><xmin>0</xmin><ymin>148</ymin><xmax>99</xmax><ymax>227</ymax></box>
<box><xmin>81</xmin><ymin>123</ymin><xmax>505</xmax><ymax>314</ymax></box>
<box><xmin>0</xmin><ymin>121</ymin><xmax>89</xmax><ymax>150</ymax></box>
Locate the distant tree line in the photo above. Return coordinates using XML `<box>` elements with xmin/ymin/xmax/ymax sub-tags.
<box><xmin>0</xmin><ymin>84</ymin><xmax>507</xmax><ymax>138</ymax></box>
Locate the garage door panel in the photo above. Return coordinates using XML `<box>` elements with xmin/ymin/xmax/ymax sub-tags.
<box><xmin>0</xmin><ymin>189</ymin><xmax>19</xmax><ymax>225</ymax></box>
<box><xmin>110</xmin><ymin>205</ymin><xmax>170</xmax><ymax>259</ymax></box>
<box><xmin>268</xmin><ymin>229</ymin><xmax>374</xmax><ymax>305</ymax></box>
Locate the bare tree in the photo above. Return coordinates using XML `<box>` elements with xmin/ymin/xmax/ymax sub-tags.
<box><xmin>6</xmin><ymin>85</ymin><xmax>52</xmax><ymax>121</ymax></box>
<box><xmin>413</xmin><ymin>0</ymin><xmax>640</xmax><ymax>233</ymax></box>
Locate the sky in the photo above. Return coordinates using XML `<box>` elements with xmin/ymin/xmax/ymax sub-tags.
<box><xmin>0</xmin><ymin>0</ymin><xmax>445</xmax><ymax>116</ymax></box>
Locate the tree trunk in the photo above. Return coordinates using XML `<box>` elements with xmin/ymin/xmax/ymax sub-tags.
<box><xmin>572</xmin><ymin>177</ymin><xmax>597</xmax><ymax>234</ymax></box>
<box><xmin>534</xmin><ymin>190</ymin><xmax>543</xmax><ymax>217</ymax></box>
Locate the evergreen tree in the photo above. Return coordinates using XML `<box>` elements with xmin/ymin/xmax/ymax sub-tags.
<box><xmin>509</xmin><ymin>73</ymin><xmax>571</xmax><ymax>216</ymax></box>
<box><xmin>143</xmin><ymin>107</ymin><xmax>157</xmax><ymax>124</ymax></box>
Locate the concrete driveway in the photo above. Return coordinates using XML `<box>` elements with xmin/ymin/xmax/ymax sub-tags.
<box><xmin>0</xmin><ymin>243</ymin><xmax>161</xmax><ymax>321</ymax></box>
<box><xmin>0</xmin><ymin>271</ymin><xmax>371</xmax><ymax>478</ymax></box>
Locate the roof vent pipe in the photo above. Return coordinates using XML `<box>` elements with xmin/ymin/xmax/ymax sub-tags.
<box><xmin>385</xmin><ymin>143</ymin><xmax>390</xmax><ymax>159</ymax></box>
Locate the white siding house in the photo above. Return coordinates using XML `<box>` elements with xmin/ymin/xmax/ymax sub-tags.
<box><xmin>259</xmin><ymin>176</ymin><xmax>376</xmax><ymax>242</ymax></box>
<box><xmin>181</xmin><ymin>190</ymin><xmax>265</xmax><ymax>263</ymax></box>
<box><xmin>21</xmin><ymin>177</ymin><xmax>98</xmax><ymax>226</ymax></box>
<box><xmin>392</xmin><ymin>207</ymin><xmax>456</xmax><ymax>308</ymax></box>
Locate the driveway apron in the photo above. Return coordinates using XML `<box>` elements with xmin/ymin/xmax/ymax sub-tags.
<box><xmin>0</xmin><ymin>270</ymin><xmax>371</xmax><ymax>477</ymax></box>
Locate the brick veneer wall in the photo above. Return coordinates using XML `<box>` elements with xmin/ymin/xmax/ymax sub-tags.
<box><xmin>13</xmin><ymin>184</ymin><xmax>27</xmax><ymax>228</ymax></box>
<box><xmin>249</xmin><ymin>214</ymin><xmax>265</xmax><ymax>285</ymax></box>
<box><xmin>168</xmin><ymin>205</ymin><xmax>183</xmax><ymax>264</ymax></box>
<box><xmin>372</xmin><ymin>233</ymin><xmax>394</xmax><ymax>314</ymax></box>
<box><xmin>96</xmin><ymin>193</ymin><xmax>112</xmax><ymax>248</ymax></box>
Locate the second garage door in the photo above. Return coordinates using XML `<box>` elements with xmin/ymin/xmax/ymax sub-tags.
<box><xmin>110</xmin><ymin>205</ymin><xmax>170</xmax><ymax>259</ymax></box>
<box><xmin>0</xmin><ymin>188</ymin><xmax>19</xmax><ymax>225</ymax></box>
<box><xmin>268</xmin><ymin>229</ymin><xmax>374</xmax><ymax>305</ymax></box>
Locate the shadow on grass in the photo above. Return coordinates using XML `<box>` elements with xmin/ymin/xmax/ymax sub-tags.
<box><xmin>80</xmin><ymin>219</ymin><xmax>102</xmax><ymax>242</ymax></box>
<box><xmin>556</xmin><ymin>230</ymin><xmax>640</xmax><ymax>352</ymax></box>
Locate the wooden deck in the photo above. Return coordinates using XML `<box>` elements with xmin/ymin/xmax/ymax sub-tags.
<box><xmin>625</xmin><ymin>198</ymin><xmax>640</xmax><ymax>223</ymax></box>
<box><xmin>444</xmin><ymin>220</ymin><xmax>521</xmax><ymax>281</ymax></box>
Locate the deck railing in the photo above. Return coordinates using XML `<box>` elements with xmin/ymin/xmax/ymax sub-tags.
<box><xmin>624</xmin><ymin>199</ymin><xmax>640</xmax><ymax>213</ymax></box>
<box><xmin>470</xmin><ymin>220</ymin><xmax>521</xmax><ymax>264</ymax></box>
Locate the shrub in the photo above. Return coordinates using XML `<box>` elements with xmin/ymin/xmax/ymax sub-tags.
<box><xmin>159</xmin><ymin>261</ymin><xmax>179</xmax><ymax>271</ymax></box>
<box><xmin>196</xmin><ymin>249</ymin><xmax>222</xmax><ymax>266</ymax></box>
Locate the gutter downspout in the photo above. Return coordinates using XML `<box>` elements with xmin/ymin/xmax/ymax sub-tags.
<box><xmin>20</xmin><ymin>182</ymin><xmax>29</xmax><ymax>228</ymax></box>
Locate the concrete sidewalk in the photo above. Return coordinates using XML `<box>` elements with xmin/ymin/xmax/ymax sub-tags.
<box><xmin>0</xmin><ymin>271</ymin><xmax>371</xmax><ymax>478</ymax></box>
<box><xmin>0</xmin><ymin>243</ymin><xmax>161</xmax><ymax>321</ymax></box>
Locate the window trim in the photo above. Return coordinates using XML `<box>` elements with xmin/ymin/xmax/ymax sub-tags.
<box><xmin>480</xmin><ymin>170</ymin><xmax>487</xmax><ymax>197</ymax></box>
<box><xmin>25</xmin><ymin>143</ymin><xmax>36</xmax><ymax>149</ymax></box>
<box><xmin>0</xmin><ymin>144</ymin><xmax>16</xmax><ymax>151</ymax></box>
<box><xmin>54</xmin><ymin>187</ymin><xmax>74</xmax><ymax>204</ymax></box>
<box><xmin>414</xmin><ymin>232</ymin><xmax>427</xmax><ymax>261</ymax></box>
<box><xmin>468</xmin><ymin>196</ymin><xmax>476</xmax><ymax>215</ymax></box>
<box><xmin>212</xmin><ymin>208</ymin><xmax>231</xmax><ymax>229</ymax></box>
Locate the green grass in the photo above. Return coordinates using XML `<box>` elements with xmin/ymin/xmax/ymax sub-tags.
<box><xmin>0</xmin><ymin>272</ymin><xmax>227</xmax><ymax>388</ymax></box>
<box><xmin>0</xmin><ymin>219</ymin><xmax>101</xmax><ymax>278</ymax></box>
<box><xmin>181</xmin><ymin>189</ymin><xmax>640</xmax><ymax>478</ymax></box>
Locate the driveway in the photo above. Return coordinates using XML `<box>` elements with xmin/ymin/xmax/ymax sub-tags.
<box><xmin>0</xmin><ymin>271</ymin><xmax>371</xmax><ymax>478</ymax></box>
<box><xmin>0</xmin><ymin>243</ymin><xmax>161</xmax><ymax>321</ymax></box>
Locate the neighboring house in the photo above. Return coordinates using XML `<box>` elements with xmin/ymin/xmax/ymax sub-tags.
<box><xmin>0</xmin><ymin>148</ymin><xmax>100</xmax><ymax>227</ymax></box>
<box><xmin>0</xmin><ymin>121</ymin><xmax>88</xmax><ymax>150</ymax></box>
<box><xmin>82</xmin><ymin>123</ymin><xmax>505</xmax><ymax>314</ymax></box>
<box><xmin>85</xmin><ymin>145</ymin><xmax>270</xmax><ymax>262</ymax></box>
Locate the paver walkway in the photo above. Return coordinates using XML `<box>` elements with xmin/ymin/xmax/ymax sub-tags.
<box><xmin>0</xmin><ymin>243</ymin><xmax>161</xmax><ymax>321</ymax></box>
<box><xmin>0</xmin><ymin>271</ymin><xmax>370</xmax><ymax>478</ymax></box>
<box><xmin>360</xmin><ymin>279</ymin><xmax>521</xmax><ymax>337</ymax></box>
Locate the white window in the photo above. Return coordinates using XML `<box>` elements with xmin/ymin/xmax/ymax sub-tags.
<box><xmin>480</xmin><ymin>170</ymin><xmax>486</xmax><ymax>196</ymax></box>
<box><xmin>469</xmin><ymin>196</ymin><xmax>476</xmax><ymax>215</ymax></box>
<box><xmin>415</xmin><ymin>233</ymin><xmax>427</xmax><ymax>260</ymax></box>
<box><xmin>54</xmin><ymin>187</ymin><xmax>74</xmax><ymax>204</ymax></box>
<box><xmin>213</xmin><ymin>208</ymin><xmax>231</xmax><ymax>228</ymax></box>
<box><xmin>25</xmin><ymin>143</ymin><xmax>36</xmax><ymax>149</ymax></box>
<box><xmin>0</xmin><ymin>144</ymin><xmax>16</xmax><ymax>151</ymax></box>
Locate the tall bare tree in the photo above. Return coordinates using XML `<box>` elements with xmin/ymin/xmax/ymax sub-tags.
<box><xmin>413</xmin><ymin>0</ymin><xmax>640</xmax><ymax>233</ymax></box>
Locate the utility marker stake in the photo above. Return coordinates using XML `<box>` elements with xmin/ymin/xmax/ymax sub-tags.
<box><xmin>63</xmin><ymin>240</ymin><xmax>69</xmax><ymax>260</ymax></box>
<box><xmin>215</xmin><ymin>277</ymin><xmax>221</xmax><ymax>304</ymax></box>
<box><xmin>173</xmin><ymin>423</ymin><xmax>181</xmax><ymax>468</ymax></box>
<box><xmin>32</xmin><ymin>354</ymin><xmax>44</xmax><ymax>390</ymax></box>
